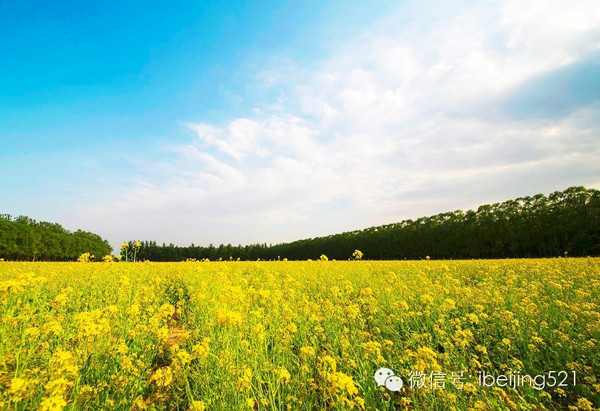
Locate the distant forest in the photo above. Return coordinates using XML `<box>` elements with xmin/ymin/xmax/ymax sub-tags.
<box><xmin>0</xmin><ymin>215</ymin><xmax>111</xmax><ymax>261</ymax></box>
<box><xmin>1</xmin><ymin>186</ymin><xmax>597</xmax><ymax>261</ymax></box>
<box><xmin>131</xmin><ymin>186</ymin><xmax>600</xmax><ymax>261</ymax></box>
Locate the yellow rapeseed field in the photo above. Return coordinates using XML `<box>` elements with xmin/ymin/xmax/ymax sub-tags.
<box><xmin>1</xmin><ymin>259</ymin><xmax>599</xmax><ymax>410</ymax></box>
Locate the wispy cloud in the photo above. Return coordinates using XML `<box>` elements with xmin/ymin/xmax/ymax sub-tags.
<box><xmin>72</xmin><ymin>0</ymin><xmax>600</xmax><ymax>250</ymax></box>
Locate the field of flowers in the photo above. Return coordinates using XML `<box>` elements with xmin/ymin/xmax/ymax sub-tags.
<box><xmin>1</xmin><ymin>259</ymin><xmax>599</xmax><ymax>410</ymax></box>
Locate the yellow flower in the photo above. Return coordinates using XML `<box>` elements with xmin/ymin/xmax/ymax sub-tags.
<box><xmin>360</xmin><ymin>287</ymin><xmax>373</xmax><ymax>297</ymax></box>
<box><xmin>8</xmin><ymin>377</ymin><xmax>30</xmax><ymax>401</ymax></box>
<box><xmin>237</xmin><ymin>367</ymin><xmax>253</xmax><ymax>390</ymax></box>
<box><xmin>466</xmin><ymin>313</ymin><xmax>479</xmax><ymax>324</ymax></box>
<box><xmin>443</xmin><ymin>298</ymin><xmax>456</xmax><ymax>310</ymax></box>
<box><xmin>246</xmin><ymin>398</ymin><xmax>256</xmax><ymax>408</ymax></box>
<box><xmin>473</xmin><ymin>400</ymin><xmax>487</xmax><ymax>410</ymax></box>
<box><xmin>276</xmin><ymin>367</ymin><xmax>291</xmax><ymax>384</ymax></box>
<box><xmin>189</xmin><ymin>401</ymin><xmax>206</xmax><ymax>411</ymax></box>
<box><xmin>45</xmin><ymin>378</ymin><xmax>73</xmax><ymax>395</ymax></box>
<box><xmin>39</xmin><ymin>395</ymin><xmax>67</xmax><ymax>411</ymax></box>
<box><xmin>133</xmin><ymin>396</ymin><xmax>148</xmax><ymax>410</ymax></box>
<box><xmin>327</xmin><ymin>371</ymin><xmax>358</xmax><ymax>396</ymax></box>
<box><xmin>321</xmin><ymin>355</ymin><xmax>337</xmax><ymax>371</ymax></box>
<box><xmin>77</xmin><ymin>252</ymin><xmax>91</xmax><ymax>263</ymax></box>
<box><xmin>158</xmin><ymin>303</ymin><xmax>176</xmax><ymax>318</ymax></box>
<box><xmin>300</xmin><ymin>346</ymin><xmax>316</xmax><ymax>357</ymax></box>
<box><xmin>217</xmin><ymin>310</ymin><xmax>243</xmax><ymax>327</ymax></box>
<box><xmin>361</xmin><ymin>341</ymin><xmax>381</xmax><ymax>356</ymax></box>
<box><xmin>475</xmin><ymin>344</ymin><xmax>488</xmax><ymax>355</ymax></box>
<box><xmin>175</xmin><ymin>349</ymin><xmax>192</xmax><ymax>366</ymax></box>
<box><xmin>150</xmin><ymin>367</ymin><xmax>173</xmax><ymax>387</ymax></box>
<box><xmin>78</xmin><ymin>385</ymin><xmax>96</xmax><ymax>402</ymax></box>
<box><xmin>192</xmin><ymin>338</ymin><xmax>211</xmax><ymax>360</ymax></box>
<box><xmin>576</xmin><ymin>398</ymin><xmax>593</xmax><ymax>411</ymax></box>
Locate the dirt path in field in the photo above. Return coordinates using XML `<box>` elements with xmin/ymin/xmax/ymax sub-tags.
<box><xmin>166</xmin><ymin>326</ymin><xmax>187</xmax><ymax>348</ymax></box>
<box><xmin>166</xmin><ymin>305</ymin><xmax>188</xmax><ymax>348</ymax></box>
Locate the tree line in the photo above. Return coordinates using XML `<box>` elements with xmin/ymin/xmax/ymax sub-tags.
<box><xmin>0</xmin><ymin>215</ymin><xmax>112</xmax><ymax>261</ymax></box>
<box><xmin>130</xmin><ymin>186</ymin><xmax>600</xmax><ymax>261</ymax></box>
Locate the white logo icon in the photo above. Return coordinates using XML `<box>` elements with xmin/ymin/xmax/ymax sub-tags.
<box><xmin>385</xmin><ymin>375</ymin><xmax>403</xmax><ymax>391</ymax></box>
<box><xmin>375</xmin><ymin>367</ymin><xmax>403</xmax><ymax>391</ymax></box>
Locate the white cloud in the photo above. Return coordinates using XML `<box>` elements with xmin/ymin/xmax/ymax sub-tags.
<box><xmin>73</xmin><ymin>0</ymin><xmax>600</xmax><ymax>250</ymax></box>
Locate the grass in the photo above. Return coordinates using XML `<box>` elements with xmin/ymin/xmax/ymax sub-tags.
<box><xmin>0</xmin><ymin>258</ymin><xmax>599</xmax><ymax>410</ymax></box>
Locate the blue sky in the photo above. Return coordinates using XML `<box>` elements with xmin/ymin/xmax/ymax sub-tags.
<box><xmin>1</xmin><ymin>0</ymin><xmax>599</xmax><ymax>251</ymax></box>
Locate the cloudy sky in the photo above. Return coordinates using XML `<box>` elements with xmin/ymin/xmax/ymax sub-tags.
<box><xmin>1</xmin><ymin>0</ymin><xmax>599</xmax><ymax>251</ymax></box>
